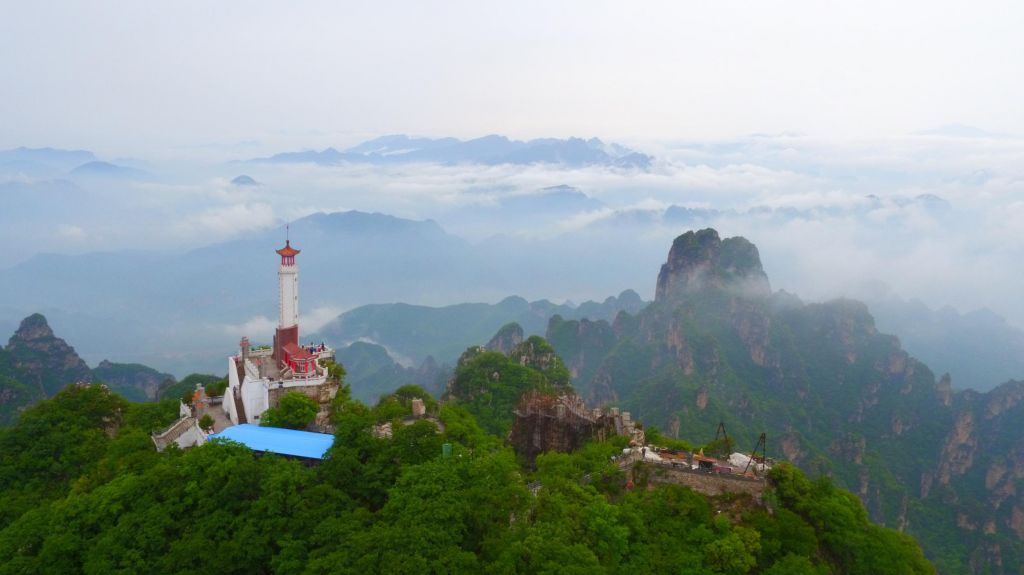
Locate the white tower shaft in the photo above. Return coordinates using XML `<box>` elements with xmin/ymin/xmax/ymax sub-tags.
<box><xmin>279</xmin><ymin>263</ymin><xmax>299</xmax><ymax>328</ymax></box>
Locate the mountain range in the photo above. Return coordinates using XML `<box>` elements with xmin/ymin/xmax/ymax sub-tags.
<box><xmin>249</xmin><ymin>134</ymin><xmax>653</xmax><ymax>168</ymax></box>
<box><xmin>3</xmin><ymin>227</ymin><xmax>1024</xmax><ymax>571</ymax></box>
<box><xmin>0</xmin><ymin>207</ymin><xmax>1019</xmax><ymax>394</ymax></box>
<box><xmin>314</xmin><ymin>290</ymin><xmax>646</xmax><ymax>403</ymax></box>
<box><xmin>313</xmin><ymin>289</ymin><xmax>645</xmax><ymax>366</ymax></box>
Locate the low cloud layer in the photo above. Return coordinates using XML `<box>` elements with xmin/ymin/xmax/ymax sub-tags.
<box><xmin>2</xmin><ymin>132</ymin><xmax>1022</xmax><ymax>333</ymax></box>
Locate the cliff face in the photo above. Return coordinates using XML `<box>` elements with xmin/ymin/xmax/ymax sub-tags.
<box><xmin>509</xmin><ymin>391</ymin><xmax>641</xmax><ymax>466</ymax></box>
<box><xmin>546</xmin><ymin>316</ymin><xmax>617</xmax><ymax>387</ymax></box>
<box><xmin>546</xmin><ymin>228</ymin><xmax>1024</xmax><ymax>573</ymax></box>
<box><xmin>935</xmin><ymin>381</ymin><xmax>1024</xmax><ymax>556</ymax></box>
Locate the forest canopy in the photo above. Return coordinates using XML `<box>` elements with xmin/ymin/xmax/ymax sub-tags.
<box><xmin>0</xmin><ymin>380</ymin><xmax>933</xmax><ymax>574</ymax></box>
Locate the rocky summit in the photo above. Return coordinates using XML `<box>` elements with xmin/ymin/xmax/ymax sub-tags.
<box><xmin>6</xmin><ymin>313</ymin><xmax>93</xmax><ymax>397</ymax></box>
<box><xmin>655</xmin><ymin>228</ymin><xmax>771</xmax><ymax>303</ymax></box>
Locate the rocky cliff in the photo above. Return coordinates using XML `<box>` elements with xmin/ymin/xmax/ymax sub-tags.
<box><xmin>547</xmin><ymin>228</ymin><xmax>1024</xmax><ymax>573</ymax></box>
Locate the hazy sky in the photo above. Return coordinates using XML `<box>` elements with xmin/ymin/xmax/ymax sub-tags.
<box><xmin>3</xmin><ymin>0</ymin><xmax>1023</xmax><ymax>155</ymax></box>
<box><xmin>2</xmin><ymin>0</ymin><xmax>1024</xmax><ymax>349</ymax></box>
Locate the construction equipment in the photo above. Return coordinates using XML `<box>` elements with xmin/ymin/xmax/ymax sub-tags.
<box><xmin>742</xmin><ymin>432</ymin><xmax>768</xmax><ymax>477</ymax></box>
<box><xmin>710</xmin><ymin>421</ymin><xmax>733</xmax><ymax>457</ymax></box>
<box><xmin>715</xmin><ymin>421</ymin><xmax>729</xmax><ymax>444</ymax></box>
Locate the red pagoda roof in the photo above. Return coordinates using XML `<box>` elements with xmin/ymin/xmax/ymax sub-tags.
<box><xmin>276</xmin><ymin>240</ymin><xmax>300</xmax><ymax>257</ymax></box>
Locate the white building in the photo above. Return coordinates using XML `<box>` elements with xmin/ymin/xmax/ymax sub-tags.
<box><xmin>223</xmin><ymin>237</ymin><xmax>338</xmax><ymax>426</ymax></box>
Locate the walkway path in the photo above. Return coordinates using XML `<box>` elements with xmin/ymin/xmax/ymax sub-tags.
<box><xmin>197</xmin><ymin>401</ymin><xmax>233</xmax><ymax>433</ymax></box>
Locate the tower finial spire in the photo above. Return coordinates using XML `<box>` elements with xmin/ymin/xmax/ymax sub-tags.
<box><xmin>286</xmin><ymin>223</ymin><xmax>290</xmax><ymax>245</ymax></box>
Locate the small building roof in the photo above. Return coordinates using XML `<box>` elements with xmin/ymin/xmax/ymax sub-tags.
<box><xmin>209</xmin><ymin>424</ymin><xmax>334</xmax><ymax>459</ymax></box>
<box><xmin>276</xmin><ymin>240</ymin><xmax>300</xmax><ymax>257</ymax></box>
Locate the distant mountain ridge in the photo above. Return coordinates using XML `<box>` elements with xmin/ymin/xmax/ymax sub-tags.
<box><xmin>68</xmin><ymin>160</ymin><xmax>150</xmax><ymax>180</ymax></box>
<box><xmin>310</xmin><ymin>291</ymin><xmax>647</xmax><ymax>403</ymax></box>
<box><xmin>0</xmin><ymin>204</ymin><xmax>1014</xmax><ymax>393</ymax></box>
<box><xmin>250</xmin><ymin>134</ymin><xmax>652</xmax><ymax>168</ymax></box>
<box><xmin>333</xmin><ymin>341</ymin><xmax>445</xmax><ymax>404</ymax></box>
<box><xmin>864</xmin><ymin>296</ymin><xmax>1024</xmax><ymax>391</ymax></box>
<box><xmin>0</xmin><ymin>147</ymin><xmax>97</xmax><ymax>177</ymax></box>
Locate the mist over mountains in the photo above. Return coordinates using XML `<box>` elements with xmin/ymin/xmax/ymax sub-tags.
<box><xmin>1</xmin><ymin>131</ymin><xmax>1023</xmax><ymax>392</ymax></box>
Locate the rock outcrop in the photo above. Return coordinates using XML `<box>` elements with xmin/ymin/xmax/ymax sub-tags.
<box><xmin>510</xmin><ymin>391</ymin><xmax>641</xmax><ymax>465</ymax></box>
<box><xmin>508</xmin><ymin>335</ymin><xmax>571</xmax><ymax>387</ymax></box>
<box><xmin>655</xmin><ymin>228</ymin><xmax>770</xmax><ymax>303</ymax></box>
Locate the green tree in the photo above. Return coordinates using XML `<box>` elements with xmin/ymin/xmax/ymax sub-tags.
<box><xmin>205</xmin><ymin>378</ymin><xmax>228</xmax><ymax>397</ymax></box>
<box><xmin>198</xmin><ymin>413</ymin><xmax>215</xmax><ymax>432</ymax></box>
<box><xmin>261</xmin><ymin>392</ymin><xmax>318</xmax><ymax>430</ymax></box>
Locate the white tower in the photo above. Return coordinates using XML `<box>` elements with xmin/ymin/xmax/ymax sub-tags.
<box><xmin>278</xmin><ymin>242</ymin><xmax>299</xmax><ymax>329</ymax></box>
<box><xmin>273</xmin><ymin>236</ymin><xmax>301</xmax><ymax>364</ymax></box>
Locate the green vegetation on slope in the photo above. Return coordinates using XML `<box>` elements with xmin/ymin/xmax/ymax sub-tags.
<box><xmin>0</xmin><ymin>380</ymin><xmax>933</xmax><ymax>574</ymax></box>
<box><xmin>446</xmin><ymin>336</ymin><xmax>572</xmax><ymax>436</ymax></box>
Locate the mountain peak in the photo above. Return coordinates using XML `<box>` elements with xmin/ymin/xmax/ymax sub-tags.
<box><xmin>655</xmin><ymin>229</ymin><xmax>771</xmax><ymax>302</ymax></box>
<box><xmin>230</xmin><ymin>174</ymin><xmax>260</xmax><ymax>186</ymax></box>
<box><xmin>6</xmin><ymin>313</ymin><xmax>93</xmax><ymax>396</ymax></box>
<box><xmin>10</xmin><ymin>313</ymin><xmax>54</xmax><ymax>343</ymax></box>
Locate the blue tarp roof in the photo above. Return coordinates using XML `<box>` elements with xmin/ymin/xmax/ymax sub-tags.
<box><xmin>210</xmin><ymin>424</ymin><xmax>334</xmax><ymax>460</ymax></box>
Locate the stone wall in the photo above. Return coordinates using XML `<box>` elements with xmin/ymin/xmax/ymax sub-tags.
<box><xmin>510</xmin><ymin>392</ymin><xmax>643</xmax><ymax>465</ymax></box>
<box><xmin>268</xmin><ymin>381</ymin><xmax>337</xmax><ymax>405</ymax></box>
<box><xmin>633</xmin><ymin>462</ymin><xmax>767</xmax><ymax>502</ymax></box>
